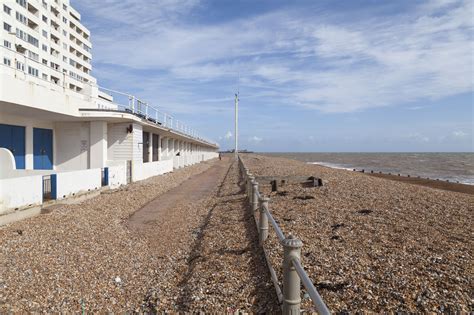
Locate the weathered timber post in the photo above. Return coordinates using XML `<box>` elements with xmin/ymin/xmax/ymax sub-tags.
<box><xmin>282</xmin><ymin>234</ymin><xmax>303</xmax><ymax>315</ymax></box>
<box><xmin>271</xmin><ymin>180</ymin><xmax>278</xmax><ymax>192</ymax></box>
<box><xmin>252</xmin><ymin>180</ymin><xmax>259</xmax><ymax>212</ymax></box>
<box><xmin>259</xmin><ymin>196</ymin><xmax>270</xmax><ymax>245</ymax></box>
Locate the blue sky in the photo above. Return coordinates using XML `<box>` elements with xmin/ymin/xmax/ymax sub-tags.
<box><xmin>72</xmin><ymin>0</ymin><xmax>473</xmax><ymax>152</ymax></box>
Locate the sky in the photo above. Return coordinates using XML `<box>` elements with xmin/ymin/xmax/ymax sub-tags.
<box><xmin>72</xmin><ymin>0</ymin><xmax>473</xmax><ymax>152</ymax></box>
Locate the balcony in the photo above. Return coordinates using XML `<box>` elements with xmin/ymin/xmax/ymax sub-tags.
<box><xmin>51</xmin><ymin>5</ymin><xmax>60</xmax><ymax>18</ymax></box>
<box><xmin>27</xmin><ymin>19</ymin><xmax>39</xmax><ymax>32</ymax></box>
<box><xmin>27</xmin><ymin>2</ymin><xmax>39</xmax><ymax>17</ymax></box>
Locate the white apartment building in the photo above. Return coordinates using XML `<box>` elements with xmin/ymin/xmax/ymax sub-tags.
<box><xmin>0</xmin><ymin>0</ymin><xmax>219</xmax><ymax>216</ymax></box>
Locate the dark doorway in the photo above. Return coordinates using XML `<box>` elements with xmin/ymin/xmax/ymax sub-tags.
<box><xmin>152</xmin><ymin>134</ymin><xmax>159</xmax><ymax>161</ymax></box>
<box><xmin>143</xmin><ymin>132</ymin><xmax>150</xmax><ymax>163</ymax></box>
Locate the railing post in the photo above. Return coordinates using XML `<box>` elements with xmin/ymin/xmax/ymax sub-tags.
<box><xmin>282</xmin><ymin>234</ymin><xmax>303</xmax><ymax>315</ymax></box>
<box><xmin>252</xmin><ymin>180</ymin><xmax>259</xmax><ymax>212</ymax></box>
<box><xmin>248</xmin><ymin>175</ymin><xmax>254</xmax><ymax>201</ymax></box>
<box><xmin>259</xmin><ymin>196</ymin><xmax>270</xmax><ymax>245</ymax></box>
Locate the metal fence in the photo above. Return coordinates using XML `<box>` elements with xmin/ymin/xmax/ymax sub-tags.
<box><xmin>238</xmin><ymin>155</ymin><xmax>331</xmax><ymax>315</ymax></box>
<box><xmin>42</xmin><ymin>175</ymin><xmax>52</xmax><ymax>202</ymax></box>
<box><xmin>97</xmin><ymin>87</ymin><xmax>217</xmax><ymax>146</ymax></box>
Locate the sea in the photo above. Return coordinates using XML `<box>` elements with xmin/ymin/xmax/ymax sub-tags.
<box><xmin>261</xmin><ymin>153</ymin><xmax>474</xmax><ymax>185</ymax></box>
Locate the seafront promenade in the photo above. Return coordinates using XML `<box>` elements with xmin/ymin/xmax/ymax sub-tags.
<box><xmin>1</xmin><ymin>154</ymin><xmax>472</xmax><ymax>312</ymax></box>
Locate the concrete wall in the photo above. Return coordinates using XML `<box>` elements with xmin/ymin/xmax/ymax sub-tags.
<box><xmin>107</xmin><ymin>162</ymin><xmax>127</xmax><ymax>189</ymax></box>
<box><xmin>132</xmin><ymin>159</ymin><xmax>173</xmax><ymax>182</ymax></box>
<box><xmin>90</xmin><ymin>121</ymin><xmax>108</xmax><ymax>169</ymax></box>
<box><xmin>0</xmin><ymin>175</ymin><xmax>43</xmax><ymax>215</ymax></box>
<box><xmin>0</xmin><ymin>148</ymin><xmax>16</xmax><ymax>178</ymax></box>
<box><xmin>55</xmin><ymin>168</ymin><xmax>101</xmax><ymax>200</ymax></box>
<box><xmin>55</xmin><ymin>122</ymin><xmax>90</xmax><ymax>171</ymax></box>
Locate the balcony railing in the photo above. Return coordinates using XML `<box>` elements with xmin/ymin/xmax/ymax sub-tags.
<box><xmin>96</xmin><ymin>87</ymin><xmax>217</xmax><ymax>146</ymax></box>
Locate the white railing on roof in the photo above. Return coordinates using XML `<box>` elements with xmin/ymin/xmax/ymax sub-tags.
<box><xmin>96</xmin><ymin>87</ymin><xmax>216</xmax><ymax>146</ymax></box>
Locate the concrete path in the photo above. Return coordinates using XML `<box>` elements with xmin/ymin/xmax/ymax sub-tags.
<box><xmin>126</xmin><ymin>157</ymin><xmax>279</xmax><ymax>312</ymax></box>
<box><xmin>127</xmin><ymin>158</ymin><xmax>231</xmax><ymax>231</ymax></box>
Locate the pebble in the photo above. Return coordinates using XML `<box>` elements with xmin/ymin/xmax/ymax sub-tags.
<box><xmin>242</xmin><ymin>154</ymin><xmax>473</xmax><ymax>313</ymax></box>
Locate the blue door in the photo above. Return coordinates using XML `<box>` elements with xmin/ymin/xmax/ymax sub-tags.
<box><xmin>0</xmin><ymin>124</ymin><xmax>26</xmax><ymax>169</ymax></box>
<box><xmin>33</xmin><ymin>128</ymin><xmax>53</xmax><ymax>170</ymax></box>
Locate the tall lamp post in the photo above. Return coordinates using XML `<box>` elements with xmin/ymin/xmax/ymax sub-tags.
<box><xmin>234</xmin><ymin>93</ymin><xmax>239</xmax><ymax>159</ymax></box>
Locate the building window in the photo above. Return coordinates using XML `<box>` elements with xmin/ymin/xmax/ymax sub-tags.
<box><xmin>3</xmin><ymin>4</ymin><xmax>11</xmax><ymax>15</ymax></box>
<box><xmin>16</xmin><ymin>12</ymin><xmax>28</xmax><ymax>25</ymax></box>
<box><xmin>42</xmin><ymin>30</ymin><xmax>48</xmax><ymax>38</ymax></box>
<box><xmin>62</xmin><ymin>17</ymin><xmax>67</xmax><ymax>24</ymax></box>
<box><xmin>16</xmin><ymin>61</ymin><xmax>25</xmax><ymax>71</ymax></box>
<box><xmin>27</xmin><ymin>34</ymin><xmax>39</xmax><ymax>47</ymax></box>
<box><xmin>28</xmin><ymin>66</ymin><xmax>39</xmax><ymax>77</ymax></box>
<box><xmin>62</xmin><ymin>30</ymin><xmax>67</xmax><ymax>36</ymax></box>
<box><xmin>42</xmin><ymin>73</ymin><xmax>48</xmax><ymax>80</ymax></box>
<box><xmin>42</xmin><ymin>58</ymin><xmax>47</xmax><ymax>65</ymax></box>
<box><xmin>62</xmin><ymin>43</ymin><xmax>67</xmax><ymax>49</ymax></box>
<box><xmin>16</xmin><ymin>0</ymin><xmax>27</xmax><ymax>8</ymax></box>
<box><xmin>3</xmin><ymin>22</ymin><xmax>12</xmax><ymax>32</ymax></box>
<box><xmin>42</xmin><ymin>0</ymin><xmax>47</xmax><ymax>9</ymax></box>
<box><xmin>63</xmin><ymin>56</ymin><xmax>67</xmax><ymax>62</ymax></box>
<box><xmin>42</xmin><ymin>44</ymin><xmax>48</xmax><ymax>52</ymax></box>
<box><xmin>28</xmin><ymin>50</ymin><xmax>39</xmax><ymax>61</ymax></box>
<box><xmin>63</xmin><ymin>4</ymin><xmax>67</xmax><ymax>11</ymax></box>
<box><xmin>3</xmin><ymin>57</ymin><xmax>11</xmax><ymax>66</ymax></box>
<box><xmin>16</xmin><ymin>29</ymin><xmax>39</xmax><ymax>47</ymax></box>
<box><xmin>42</xmin><ymin>15</ymin><xmax>47</xmax><ymax>23</ymax></box>
<box><xmin>4</xmin><ymin>40</ymin><xmax>11</xmax><ymax>49</ymax></box>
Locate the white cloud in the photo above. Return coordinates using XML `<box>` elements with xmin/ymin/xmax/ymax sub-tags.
<box><xmin>77</xmin><ymin>0</ymin><xmax>473</xmax><ymax>115</ymax></box>
<box><xmin>452</xmin><ymin>130</ymin><xmax>468</xmax><ymax>138</ymax></box>
<box><xmin>407</xmin><ymin>133</ymin><xmax>430</xmax><ymax>143</ymax></box>
<box><xmin>249</xmin><ymin>136</ymin><xmax>263</xmax><ymax>143</ymax></box>
<box><xmin>224</xmin><ymin>131</ymin><xmax>233</xmax><ymax>140</ymax></box>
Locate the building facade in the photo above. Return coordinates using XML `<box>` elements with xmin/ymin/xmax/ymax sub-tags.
<box><xmin>0</xmin><ymin>0</ymin><xmax>219</xmax><ymax>215</ymax></box>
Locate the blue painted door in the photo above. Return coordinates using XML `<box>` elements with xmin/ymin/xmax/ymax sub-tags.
<box><xmin>0</xmin><ymin>124</ymin><xmax>26</xmax><ymax>169</ymax></box>
<box><xmin>33</xmin><ymin>128</ymin><xmax>53</xmax><ymax>170</ymax></box>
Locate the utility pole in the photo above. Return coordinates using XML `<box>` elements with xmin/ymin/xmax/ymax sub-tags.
<box><xmin>234</xmin><ymin>92</ymin><xmax>239</xmax><ymax>159</ymax></box>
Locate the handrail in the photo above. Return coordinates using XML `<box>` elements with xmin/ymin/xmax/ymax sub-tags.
<box><xmin>292</xmin><ymin>258</ymin><xmax>331</xmax><ymax>315</ymax></box>
<box><xmin>238</xmin><ymin>155</ymin><xmax>331</xmax><ymax>314</ymax></box>
<box><xmin>262</xmin><ymin>203</ymin><xmax>286</xmax><ymax>242</ymax></box>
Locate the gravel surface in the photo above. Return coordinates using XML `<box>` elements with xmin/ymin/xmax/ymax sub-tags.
<box><xmin>0</xmin><ymin>160</ymin><xmax>213</xmax><ymax>312</ymax></box>
<box><xmin>0</xmin><ymin>157</ymin><xmax>279</xmax><ymax>312</ymax></box>
<box><xmin>241</xmin><ymin>154</ymin><xmax>473</xmax><ymax>313</ymax></box>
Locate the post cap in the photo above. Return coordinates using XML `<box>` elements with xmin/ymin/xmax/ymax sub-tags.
<box><xmin>282</xmin><ymin>234</ymin><xmax>303</xmax><ymax>248</ymax></box>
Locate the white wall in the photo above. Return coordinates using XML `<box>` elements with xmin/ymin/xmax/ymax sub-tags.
<box><xmin>55</xmin><ymin>122</ymin><xmax>90</xmax><ymax>170</ymax></box>
<box><xmin>0</xmin><ymin>175</ymin><xmax>43</xmax><ymax>215</ymax></box>
<box><xmin>132</xmin><ymin>159</ymin><xmax>173</xmax><ymax>182</ymax></box>
<box><xmin>0</xmin><ymin>148</ymin><xmax>16</xmax><ymax>179</ymax></box>
<box><xmin>90</xmin><ymin>121</ymin><xmax>108</xmax><ymax>169</ymax></box>
<box><xmin>107</xmin><ymin>162</ymin><xmax>127</xmax><ymax>189</ymax></box>
<box><xmin>108</xmin><ymin>122</ymin><xmax>142</xmax><ymax>162</ymax></box>
<box><xmin>55</xmin><ymin>168</ymin><xmax>101</xmax><ymax>200</ymax></box>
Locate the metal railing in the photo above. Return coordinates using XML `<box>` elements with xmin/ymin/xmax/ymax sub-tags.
<box><xmin>95</xmin><ymin>86</ymin><xmax>216</xmax><ymax>146</ymax></box>
<box><xmin>238</xmin><ymin>155</ymin><xmax>331</xmax><ymax>315</ymax></box>
<box><xmin>42</xmin><ymin>175</ymin><xmax>52</xmax><ymax>201</ymax></box>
